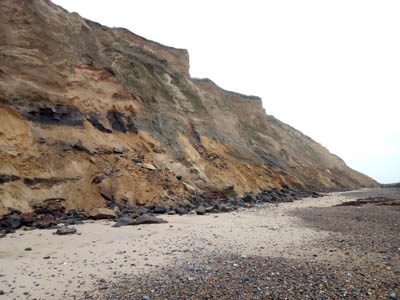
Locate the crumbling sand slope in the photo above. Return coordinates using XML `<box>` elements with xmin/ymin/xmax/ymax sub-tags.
<box><xmin>0</xmin><ymin>0</ymin><xmax>377</xmax><ymax>216</ymax></box>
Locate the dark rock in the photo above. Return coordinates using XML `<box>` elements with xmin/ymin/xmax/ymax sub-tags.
<box><xmin>25</xmin><ymin>105</ymin><xmax>84</xmax><ymax>126</ymax></box>
<box><xmin>43</xmin><ymin>256</ymin><xmax>50</xmax><ymax>259</ymax></box>
<box><xmin>195</xmin><ymin>206</ymin><xmax>206</xmax><ymax>215</ymax></box>
<box><xmin>154</xmin><ymin>206</ymin><xmax>167</xmax><ymax>214</ymax></box>
<box><xmin>65</xmin><ymin>219</ymin><xmax>84</xmax><ymax>225</ymax></box>
<box><xmin>135</xmin><ymin>215</ymin><xmax>168</xmax><ymax>225</ymax></box>
<box><xmin>168</xmin><ymin>210</ymin><xmax>176</xmax><ymax>215</ymax></box>
<box><xmin>106</xmin><ymin>111</ymin><xmax>137</xmax><ymax>134</ymax></box>
<box><xmin>135</xmin><ymin>207</ymin><xmax>149</xmax><ymax>216</ymax></box>
<box><xmin>6</xmin><ymin>214</ymin><xmax>21</xmax><ymax>230</ymax></box>
<box><xmin>214</xmin><ymin>204</ymin><xmax>232</xmax><ymax>213</ymax></box>
<box><xmin>112</xmin><ymin>217</ymin><xmax>136</xmax><ymax>227</ymax></box>
<box><xmin>0</xmin><ymin>174</ymin><xmax>20</xmax><ymax>184</ymax></box>
<box><xmin>205</xmin><ymin>206</ymin><xmax>214</xmax><ymax>213</ymax></box>
<box><xmin>55</xmin><ymin>226</ymin><xmax>77</xmax><ymax>235</ymax></box>
<box><xmin>88</xmin><ymin>112</ymin><xmax>112</xmax><ymax>133</ymax></box>
<box><xmin>390</xmin><ymin>292</ymin><xmax>398</xmax><ymax>300</ymax></box>
<box><xmin>36</xmin><ymin>214</ymin><xmax>57</xmax><ymax>229</ymax></box>
<box><xmin>24</xmin><ymin>247</ymin><xmax>32</xmax><ymax>251</ymax></box>
<box><xmin>242</xmin><ymin>194</ymin><xmax>256</xmax><ymax>203</ymax></box>
<box><xmin>20</xmin><ymin>213</ymin><xmax>35</xmax><ymax>226</ymax></box>
<box><xmin>176</xmin><ymin>175</ymin><xmax>182</xmax><ymax>181</ymax></box>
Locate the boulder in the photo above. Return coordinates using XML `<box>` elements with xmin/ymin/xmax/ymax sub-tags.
<box><xmin>135</xmin><ymin>215</ymin><xmax>168</xmax><ymax>225</ymax></box>
<box><xmin>89</xmin><ymin>208</ymin><xmax>116</xmax><ymax>219</ymax></box>
<box><xmin>55</xmin><ymin>226</ymin><xmax>77</xmax><ymax>235</ymax></box>
<box><xmin>242</xmin><ymin>194</ymin><xmax>256</xmax><ymax>203</ymax></box>
<box><xmin>112</xmin><ymin>216</ymin><xmax>136</xmax><ymax>227</ymax></box>
<box><xmin>154</xmin><ymin>206</ymin><xmax>167</xmax><ymax>214</ymax></box>
<box><xmin>195</xmin><ymin>206</ymin><xmax>206</xmax><ymax>215</ymax></box>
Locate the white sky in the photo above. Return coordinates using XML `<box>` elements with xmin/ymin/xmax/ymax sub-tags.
<box><xmin>52</xmin><ymin>0</ymin><xmax>400</xmax><ymax>183</ymax></box>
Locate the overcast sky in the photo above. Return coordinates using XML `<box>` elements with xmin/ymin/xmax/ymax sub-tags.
<box><xmin>52</xmin><ymin>0</ymin><xmax>400</xmax><ymax>184</ymax></box>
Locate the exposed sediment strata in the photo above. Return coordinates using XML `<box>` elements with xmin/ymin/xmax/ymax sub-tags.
<box><xmin>0</xmin><ymin>0</ymin><xmax>377</xmax><ymax>216</ymax></box>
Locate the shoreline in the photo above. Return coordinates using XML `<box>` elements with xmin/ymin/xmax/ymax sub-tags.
<box><xmin>0</xmin><ymin>188</ymin><xmax>398</xmax><ymax>299</ymax></box>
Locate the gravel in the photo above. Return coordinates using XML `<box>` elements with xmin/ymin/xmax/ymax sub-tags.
<box><xmin>91</xmin><ymin>189</ymin><xmax>399</xmax><ymax>300</ymax></box>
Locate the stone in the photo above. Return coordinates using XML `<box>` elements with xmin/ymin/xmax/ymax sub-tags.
<box><xmin>390</xmin><ymin>292</ymin><xmax>398</xmax><ymax>300</ymax></box>
<box><xmin>195</xmin><ymin>206</ymin><xmax>206</xmax><ymax>215</ymax></box>
<box><xmin>142</xmin><ymin>163</ymin><xmax>156</xmax><ymax>171</ymax></box>
<box><xmin>36</xmin><ymin>214</ymin><xmax>57</xmax><ymax>229</ymax></box>
<box><xmin>112</xmin><ymin>217</ymin><xmax>136</xmax><ymax>227</ymax></box>
<box><xmin>242</xmin><ymin>194</ymin><xmax>256</xmax><ymax>203</ymax></box>
<box><xmin>55</xmin><ymin>226</ymin><xmax>77</xmax><ymax>235</ymax></box>
<box><xmin>135</xmin><ymin>206</ymin><xmax>149</xmax><ymax>215</ymax></box>
<box><xmin>113</xmin><ymin>147</ymin><xmax>123</xmax><ymax>154</ymax></box>
<box><xmin>89</xmin><ymin>208</ymin><xmax>116</xmax><ymax>219</ymax></box>
<box><xmin>135</xmin><ymin>215</ymin><xmax>168</xmax><ymax>225</ymax></box>
<box><xmin>24</xmin><ymin>247</ymin><xmax>32</xmax><ymax>251</ymax></box>
<box><xmin>154</xmin><ymin>206</ymin><xmax>167</xmax><ymax>214</ymax></box>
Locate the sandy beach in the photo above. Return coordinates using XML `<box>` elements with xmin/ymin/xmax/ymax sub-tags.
<box><xmin>0</xmin><ymin>188</ymin><xmax>399</xmax><ymax>299</ymax></box>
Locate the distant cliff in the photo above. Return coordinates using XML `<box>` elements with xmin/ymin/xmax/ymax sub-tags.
<box><xmin>0</xmin><ymin>0</ymin><xmax>377</xmax><ymax>216</ymax></box>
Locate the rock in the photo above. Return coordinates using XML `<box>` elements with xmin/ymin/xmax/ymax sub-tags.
<box><xmin>35</xmin><ymin>214</ymin><xmax>57</xmax><ymax>229</ymax></box>
<box><xmin>55</xmin><ymin>226</ymin><xmax>77</xmax><ymax>235</ymax></box>
<box><xmin>43</xmin><ymin>256</ymin><xmax>50</xmax><ymax>259</ymax></box>
<box><xmin>89</xmin><ymin>208</ymin><xmax>116</xmax><ymax>219</ymax></box>
<box><xmin>112</xmin><ymin>217</ymin><xmax>136</xmax><ymax>227</ymax></box>
<box><xmin>24</xmin><ymin>247</ymin><xmax>32</xmax><ymax>251</ymax></box>
<box><xmin>135</xmin><ymin>206</ymin><xmax>149</xmax><ymax>215</ymax></box>
<box><xmin>141</xmin><ymin>296</ymin><xmax>150</xmax><ymax>300</ymax></box>
<box><xmin>6</xmin><ymin>214</ymin><xmax>21</xmax><ymax>230</ymax></box>
<box><xmin>0</xmin><ymin>231</ymin><xmax>6</xmax><ymax>238</ymax></box>
<box><xmin>154</xmin><ymin>206</ymin><xmax>167</xmax><ymax>214</ymax></box>
<box><xmin>390</xmin><ymin>292</ymin><xmax>398</xmax><ymax>300</ymax></box>
<box><xmin>142</xmin><ymin>163</ymin><xmax>156</xmax><ymax>170</ymax></box>
<box><xmin>242</xmin><ymin>194</ymin><xmax>256</xmax><ymax>203</ymax></box>
<box><xmin>168</xmin><ymin>210</ymin><xmax>176</xmax><ymax>215</ymax></box>
<box><xmin>113</xmin><ymin>147</ymin><xmax>123</xmax><ymax>154</ymax></box>
<box><xmin>135</xmin><ymin>215</ymin><xmax>168</xmax><ymax>225</ymax></box>
<box><xmin>195</xmin><ymin>206</ymin><xmax>206</xmax><ymax>215</ymax></box>
<box><xmin>205</xmin><ymin>206</ymin><xmax>214</xmax><ymax>213</ymax></box>
<box><xmin>0</xmin><ymin>290</ymin><xmax>4</xmax><ymax>295</ymax></box>
<box><xmin>214</xmin><ymin>204</ymin><xmax>232</xmax><ymax>213</ymax></box>
<box><xmin>176</xmin><ymin>175</ymin><xmax>182</xmax><ymax>181</ymax></box>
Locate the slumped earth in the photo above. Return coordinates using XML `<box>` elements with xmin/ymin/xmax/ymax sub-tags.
<box><xmin>0</xmin><ymin>188</ymin><xmax>398</xmax><ymax>299</ymax></box>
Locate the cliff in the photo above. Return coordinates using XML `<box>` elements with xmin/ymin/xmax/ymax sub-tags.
<box><xmin>0</xmin><ymin>0</ymin><xmax>377</xmax><ymax>216</ymax></box>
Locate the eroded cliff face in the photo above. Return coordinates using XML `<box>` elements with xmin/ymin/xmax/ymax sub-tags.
<box><xmin>0</xmin><ymin>0</ymin><xmax>377</xmax><ymax>216</ymax></box>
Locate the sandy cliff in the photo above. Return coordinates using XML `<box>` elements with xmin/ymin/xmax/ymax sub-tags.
<box><xmin>0</xmin><ymin>0</ymin><xmax>377</xmax><ymax>216</ymax></box>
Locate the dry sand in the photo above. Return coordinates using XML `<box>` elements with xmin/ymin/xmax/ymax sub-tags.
<box><xmin>0</xmin><ymin>189</ymin><xmax>389</xmax><ymax>299</ymax></box>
